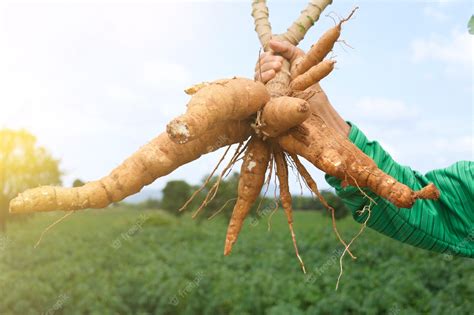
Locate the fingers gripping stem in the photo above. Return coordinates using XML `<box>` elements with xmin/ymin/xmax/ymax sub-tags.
<box><xmin>265</xmin><ymin>49</ymin><xmax>292</xmax><ymax>97</ymax></box>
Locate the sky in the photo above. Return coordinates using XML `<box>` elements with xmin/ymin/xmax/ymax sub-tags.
<box><xmin>0</xmin><ymin>0</ymin><xmax>472</xmax><ymax>196</ymax></box>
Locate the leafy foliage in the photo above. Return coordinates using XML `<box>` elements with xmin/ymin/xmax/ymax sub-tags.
<box><xmin>319</xmin><ymin>191</ymin><xmax>349</xmax><ymax>219</ymax></box>
<box><xmin>161</xmin><ymin>180</ymin><xmax>193</xmax><ymax>215</ymax></box>
<box><xmin>0</xmin><ymin>129</ymin><xmax>61</xmax><ymax>232</ymax></box>
<box><xmin>156</xmin><ymin>174</ymin><xmax>349</xmax><ymax>221</ymax></box>
<box><xmin>72</xmin><ymin>179</ymin><xmax>85</xmax><ymax>187</ymax></box>
<box><xmin>194</xmin><ymin>172</ymin><xmax>241</xmax><ymax>220</ymax></box>
<box><xmin>468</xmin><ymin>15</ymin><xmax>473</xmax><ymax>35</ymax></box>
<box><xmin>292</xmin><ymin>191</ymin><xmax>349</xmax><ymax>218</ymax></box>
<box><xmin>1</xmin><ymin>209</ymin><xmax>471</xmax><ymax>315</ymax></box>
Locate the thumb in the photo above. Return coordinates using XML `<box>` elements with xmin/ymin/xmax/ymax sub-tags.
<box><xmin>269</xmin><ymin>39</ymin><xmax>299</xmax><ymax>62</ymax></box>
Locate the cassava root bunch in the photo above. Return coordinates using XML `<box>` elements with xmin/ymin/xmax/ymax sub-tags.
<box><xmin>167</xmin><ymin>78</ymin><xmax>269</xmax><ymax>144</ymax></box>
<box><xmin>10</xmin><ymin>1</ymin><xmax>439</xmax><ymax>274</ymax></box>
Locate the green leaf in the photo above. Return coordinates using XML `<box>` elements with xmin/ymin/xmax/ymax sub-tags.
<box><xmin>468</xmin><ymin>15</ymin><xmax>474</xmax><ymax>35</ymax></box>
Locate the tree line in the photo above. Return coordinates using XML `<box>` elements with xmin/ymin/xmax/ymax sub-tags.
<box><xmin>0</xmin><ymin>129</ymin><xmax>349</xmax><ymax>234</ymax></box>
<box><xmin>132</xmin><ymin>173</ymin><xmax>350</xmax><ymax>220</ymax></box>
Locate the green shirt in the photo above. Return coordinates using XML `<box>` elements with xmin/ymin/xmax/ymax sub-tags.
<box><xmin>326</xmin><ymin>123</ymin><xmax>474</xmax><ymax>258</ymax></box>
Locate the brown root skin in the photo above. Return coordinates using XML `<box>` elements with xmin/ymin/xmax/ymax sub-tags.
<box><xmin>290</xmin><ymin>60</ymin><xmax>336</xmax><ymax>91</ymax></box>
<box><xmin>415</xmin><ymin>183</ymin><xmax>440</xmax><ymax>200</ymax></box>
<box><xmin>290</xmin><ymin>56</ymin><xmax>304</xmax><ymax>79</ymax></box>
<box><xmin>292</xmin><ymin>7</ymin><xmax>358</xmax><ymax>78</ymax></box>
<box><xmin>292</xmin><ymin>27</ymin><xmax>340</xmax><ymax>78</ymax></box>
<box><xmin>167</xmin><ymin>78</ymin><xmax>269</xmax><ymax>144</ymax></box>
<box><xmin>278</xmin><ymin>115</ymin><xmax>440</xmax><ymax>209</ymax></box>
<box><xmin>274</xmin><ymin>148</ymin><xmax>293</xmax><ymax>222</ymax></box>
<box><xmin>256</xmin><ymin>96</ymin><xmax>310</xmax><ymax>138</ymax></box>
<box><xmin>274</xmin><ymin>147</ymin><xmax>306</xmax><ymax>273</ymax></box>
<box><xmin>9</xmin><ymin>121</ymin><xmax>252</xmax><ymax>214</ymax></box>
<box><xmin>224</xmin><ymin>136</ymin><xmax>270</xmax><ymax>256</ymax></box>
<box><xmin>184</xmin><ymin>82</ymin><xmax>211</xmax><ymax>95</ymax></box>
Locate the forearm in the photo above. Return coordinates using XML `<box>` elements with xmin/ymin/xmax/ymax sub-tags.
<box><xmin>325</xmin><ymin>124</ymin><xmax>474</xmax><ymax>258</ymax></box>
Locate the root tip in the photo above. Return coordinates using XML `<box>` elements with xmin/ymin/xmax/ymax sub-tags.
<box><xmin>224</xmin><ymin>239</ymin><xmax>234</xmax><ymax>256</ymax></box>
<box><xmin>9</xmin><ymin>197</ymin><xmax>23</xmax><ymax>214</ymax></box>
<box><xmin>415</xmin><ymin>183</ymin><xmax>440</xmax><ymax>200</ymax></box>
<box><xmin>339</xmin><ymin>6</ymin><xmax>359</xmax><ymax>25</ymax></box>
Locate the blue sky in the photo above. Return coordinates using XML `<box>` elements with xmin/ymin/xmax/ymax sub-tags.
<box><xmin>0</xmin><ymin>0</ymin><xmax>472</xmax><ymax>194</ymax></box>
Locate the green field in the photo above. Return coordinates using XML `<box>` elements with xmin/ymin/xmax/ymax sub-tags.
<box><xmin>0</xmin><ymin>208</ymin><xmax>472</xmax><ymax>314</ymax></box>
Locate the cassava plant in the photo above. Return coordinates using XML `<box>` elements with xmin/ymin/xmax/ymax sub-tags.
<box><xmin>9</xmin><ymin>1</ymin><xmax>439</xmax><ymax>272</ymax></box>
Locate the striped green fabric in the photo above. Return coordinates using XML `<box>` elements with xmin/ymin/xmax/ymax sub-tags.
<box><xmin>325</xmin><ymin>123</ymin><xmax>474</xmax><ymax>258</ymax></box>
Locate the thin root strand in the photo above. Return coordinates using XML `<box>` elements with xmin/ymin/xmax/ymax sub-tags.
<box><xmin>208</xmin><ymin>198</ymin><xmax>238</xmax><ymax>220</ymax></box>
<box><xmin>179</xmin><ymin>144</ymin><xmax>233</xmax><ymax>212</ymax></box>
<box><xmin>289</xmin><ymin>153</ymin><xmax>356</xmax><ymax>259</ymax></box>
<box><xmin>340</xmin><ymin>6</ymin><xmax>359</xmax><ymax>25</ymax></box>
<box><xmin>290</xmin><ymin>221</ymin><xmax>307</xmax><ymax>274</ymax></box>
<box><xmin>336</xmin><ymin>202</ymin><xmax>372</xmax><ymax>290</ymax></box>
<box><xmin>35</xmin><ymin>211</ymin><xmax>75</xmax><ymax>248</ymax></box>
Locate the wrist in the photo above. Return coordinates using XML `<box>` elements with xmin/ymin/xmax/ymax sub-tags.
<box><xmin>305</xmin><ymin>87</ymin><xmax>350</xmax><ymax>137</ymax></box>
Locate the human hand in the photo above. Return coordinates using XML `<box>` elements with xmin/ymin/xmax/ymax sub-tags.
<box><xmin>254</xmin><ymin>39</ymin><xmax>304</xmax><ymax>83</ymax></box>
<box><xmin>254</xmin><ymin>39</ymin><xmax>350</xmax><ymax>136</ymax></box>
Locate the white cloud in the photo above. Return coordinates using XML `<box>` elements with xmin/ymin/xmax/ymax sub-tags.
<box><xmin>0</xmin><ymin>1</ymin><xmax>470</xmax><ymax>194</ymax></box>
<box><xmin>348</xmin><ymin>119</ymin><xmax>473</xmax><ymax>175</ymax></box>
<box><xmin>0</xmin><ymin>2</ymin><xmax>206</xmax><ymax>188</ymax></box>
<box><xmin>422</xmin><ymin>6</ymin><xmax>449</xmax><ymax>22</ymax></box>
<box><xmin>104</xmin><ymin>85</ymin><xmax>141</xmax><ymax>103</ymax></box>
<box><xmin>411</xmin><ymin>29</ymin><xmax>473</xmax><ymax>66</ymax></box>
<box><xmin>436</xmin><ymin>0</ymin><xmax>460</xmax><ymax>5</ymax></box>
<box><xmin>142</xmin><ymin>61</ymin><xmax>192</xmax><ymax>88</ymax></box>
<box><xmin>347</xmin><ymin>97</ymin><xmax>419</xmax><ymax>122</ymax></box>
<box><xmin>433</xmin><ymin>135</ymin><xmax>474</xmax><ymax>156</ymax></box>
<box><xmin>337</xmin><ymin>97</ymin><xmax>421</xmax><ymax>163</ymax></box>
<box><xmin>340</xmin><ymin>96</ymin><xmax>473</xmax><ymax>172</ymax></box>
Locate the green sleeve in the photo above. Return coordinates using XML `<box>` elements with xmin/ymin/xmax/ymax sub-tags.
<box><xmin>325</xmin><ymin>123</ymin><xmax>474</xmax><ymax>258</ymax></box>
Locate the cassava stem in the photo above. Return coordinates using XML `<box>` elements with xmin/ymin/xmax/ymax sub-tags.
<box><xmin>251</xmin><ymin>0</ymin><xmax>272</xmax><ymax>50</ymax></box>
<box><xmin>283</xmin><ymin>0</ymin><xmax>333</xmax><ymax>45</ymax></box>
